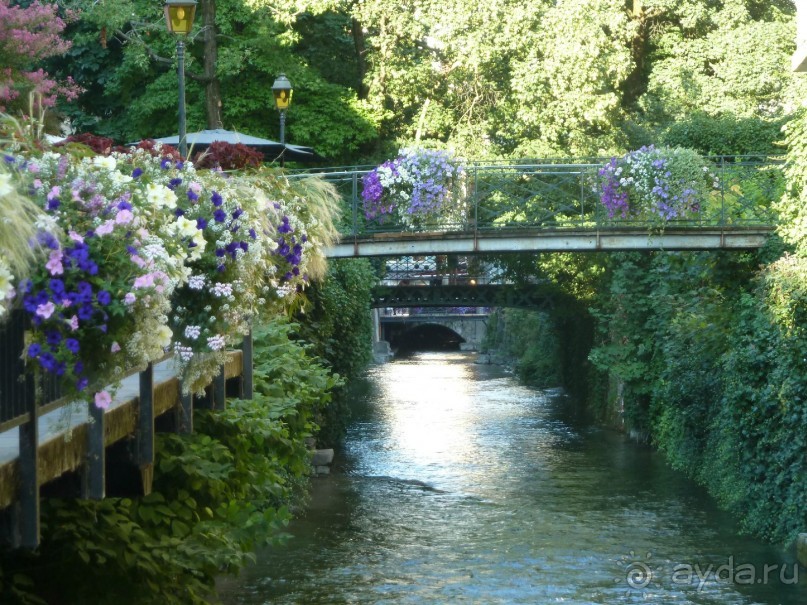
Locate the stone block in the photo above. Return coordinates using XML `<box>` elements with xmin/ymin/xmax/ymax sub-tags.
<box><xmin>797</xmin><ymin>533</ymin><xmax>807</xmax><ymax>569</ymax></box>
<box><xmin>311</xmin><ymin>448</ymin><xmax>334</xmax><ymax>466</ymax></box>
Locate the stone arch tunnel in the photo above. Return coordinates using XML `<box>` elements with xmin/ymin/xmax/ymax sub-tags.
<box><xmin>379</xmin><ymin>315</ymin><xmax>488</xmax><ymax>353</ymax></box>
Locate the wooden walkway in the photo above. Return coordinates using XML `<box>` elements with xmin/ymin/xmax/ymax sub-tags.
<box><xmin>0</xmin><ymin>359</ymin><xmax>178</xmax><ymax>469</ymax></box>
<box><xmin>0</xmin><ymin>340</ymin><xmax>252</xmax><ymax>549</ymax></box>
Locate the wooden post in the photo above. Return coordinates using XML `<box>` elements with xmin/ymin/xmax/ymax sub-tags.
<box><xmin>197</xmin><ymin>386</ymin><xmax>214</xmax><ymax>410</ymax></box>
<box><xmin>84</xmin><ymin>400</ymin><xmax>105</xmax><ymax>499</ymax></box>
<box><xmin>241</xmin><ymin>331</ymin><xmax>253</xmax><ymax>400</ymax></box>
<box><xmin>214</xmin><ymin>365</ymin><xmax>226</xmax><ymax>410</ymax></box>
<box><xmin>18</xmin><ymin>393</ymin><xmax>39</xmax><ymax>548</ymax></box>
<box><xmin>178</xmin><ymin>390</ymin><xmax>193</xmax><ymax>434</ymax></box>
<box><xmin>137</xmin><ymin>364</ymin><xmax>154</xmax><ymax>495</ymax></box>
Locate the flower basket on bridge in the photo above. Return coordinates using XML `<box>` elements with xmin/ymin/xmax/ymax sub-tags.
<box><xmin>597</xmin><ymin>146</ymin><xmax>719</xmax><ymax>223</ymax></box>
<box><xmin>361</xmin><ymin>147</ymin><xmax>466</xmax><ymax>231</ymax></box>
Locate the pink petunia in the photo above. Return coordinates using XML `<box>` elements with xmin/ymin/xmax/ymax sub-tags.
<box><xmin>45</xmin><ymin>250</ymin><xmax>63</xmax><ymax>275</ymax></box>
<box><xmin>110</xmin><ymin>341</ymin><xmax>121</xmax><ymax>353</ymax></box>
<box><xmin>95</xmin><ymin>220</ymin><xmax>115</xmax><ymax>236</ymax></box>
<box><xmin>68</xmin><ymin>315</ymin><xmax>79</xmax><ymax>331</ymax></box>
<box><xmin>94</xmin><ymin>391</ymin><xmax>112</xmax><ymax>409</ymax></box>
<box><xmin>115</xmin><ymin>209</ymin><xmax>134</xmax><ymax>225</ymax></box>
<box><xmin>124</xmin><ymin>292</ymin><xmax>136</xmax><ymax>305</ymax></box>
<box><xmin>36</xmin><ymin>301</ymin><xmax>55</xmax><ymax>319</ymax></box>
<box><xmin>68</xmin><ymin>230</ymin><xmax>84</xmax><ymax>243</ymax></box>
<box><xmin>133</xmin><ymin>274</ymin><xmax>154</xmax><ymax>289</ymax></box>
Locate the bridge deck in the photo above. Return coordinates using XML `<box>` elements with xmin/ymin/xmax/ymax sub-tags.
<box><xmin>327</xmin><ymin>226</ymin><xmax>773</xmax><ymax>258</ymax></box>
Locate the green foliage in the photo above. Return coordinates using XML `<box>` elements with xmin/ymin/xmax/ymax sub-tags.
<box><xmin>660</xmin><ymin>112</ymin><xmax>785</xmax><ymax>156</ymax></box>
<box><xmin>637</xmin><ymin>3</ymin><xmax>803</xmax><ymax>124</ymax></box>
<box><xmin>508</xmin><ymin>0</ymin><xmax>636</xmax><ymax>156</ymax></box>
<box><xmin>778</xmin><ymin>109</ymin><xmax>807</xmax><ymax>256</ymax></box>
<box><xmin>296</xmin><ymin>259</ymin><xmax>375</xmax><ymax>445</ymax></box>
<box><xmin>486</xmin><ymin>308</ymin><xmax>561</xmax><ymax>387</ymax></box>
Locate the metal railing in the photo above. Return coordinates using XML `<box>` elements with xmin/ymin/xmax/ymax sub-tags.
<box><xmin>289</xmin><ymin>156</ymin><xmax>783</xmax><ymax>239</ymax></box>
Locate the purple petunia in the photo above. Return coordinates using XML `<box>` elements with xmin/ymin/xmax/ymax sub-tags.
<box><xmin>39</xmin><ymin>352</ymin><xmax>57</xmax><ymax>372</ymax></box>
<box><xmin>65</xmin><ymin>338</ymin><xmax>80</xmax><ymax>354</ymax></box>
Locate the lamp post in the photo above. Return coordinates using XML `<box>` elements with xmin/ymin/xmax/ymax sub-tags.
<box><xmin>164</xmin><ymin>0</ymin><xmax>197</xmax><ymax>159</ymax></box>
<box><xmin>271</xmin><ymin>73</ymin><xmax>293</xmax><ymax>167</ymax></box>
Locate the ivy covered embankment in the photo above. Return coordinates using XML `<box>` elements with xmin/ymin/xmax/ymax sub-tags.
<box><xmin>587</xmin><ymin>114</ymin><xmax>807</xmax><ymax>546</ymax></box>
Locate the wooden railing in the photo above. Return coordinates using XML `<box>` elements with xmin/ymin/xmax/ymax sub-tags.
<box><xmin>0</xmin><ymin>313</ymin><xmax>253</xmax><ymax>549</ymax></box>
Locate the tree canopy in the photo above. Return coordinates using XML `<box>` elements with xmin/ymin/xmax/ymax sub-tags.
<box><xmin>4</xmin><ymin>0</ymin><xmax>800</xmax><ymax>161</ymax></box>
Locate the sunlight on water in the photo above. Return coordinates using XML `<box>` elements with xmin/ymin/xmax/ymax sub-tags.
<box><xmin>219</xmin><ymin>352</ymin><xmax>807</xmax><ymax>605</ymax></box>
<box><xmin>374</xmin><ymin>355</ymin><xmax>484</xmax><ymax>481</ymax></box>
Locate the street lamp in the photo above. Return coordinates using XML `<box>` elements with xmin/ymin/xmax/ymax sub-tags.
<box><xmin>164</xmin><ymin>0</ymin><xmax>197</xmax><ymax>159</ymax></box>
<box><xmin>271</xmin><ymin>73</ymin><xmax>293</xmax><ymax>167</ymax></box>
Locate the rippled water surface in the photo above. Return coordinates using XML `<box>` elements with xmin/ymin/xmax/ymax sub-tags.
<box><xmin>219</xmin><ymin>352</ymin><xmax>806</xmax><ymax>604</ymax></box>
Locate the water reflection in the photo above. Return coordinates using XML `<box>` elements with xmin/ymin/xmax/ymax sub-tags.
<box><xmin>219</xmin><ymin>352</ymin><xmax>807</xmax><ymax>605</ymax></box>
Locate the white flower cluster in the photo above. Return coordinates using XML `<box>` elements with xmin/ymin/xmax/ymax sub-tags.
<box><xmin>0</xmin><ymin>256</ymin><xmax>14</xmax><ymax>320</ymax></box>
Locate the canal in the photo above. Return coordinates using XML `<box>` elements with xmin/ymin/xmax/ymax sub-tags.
<box><xmin>219</xmin><ymin>352</ymin><xmax>806</xmax><ymax>604</ymax></box>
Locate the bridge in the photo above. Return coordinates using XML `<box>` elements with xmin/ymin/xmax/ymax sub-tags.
<box><xmin>289</xmin><ymin>157</ymin><xmax>781</xmax><ymax>258</ymax></box>
<box><xmin>379</xmin><ymin>309</ymin><xmax>489</xmax><ymax>352</ymax></box>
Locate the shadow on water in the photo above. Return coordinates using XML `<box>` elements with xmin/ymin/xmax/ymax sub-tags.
<box><xmin>219</xmin><ymin>352</ymin><xmax>807</xmax><ymax>605</ymax></box>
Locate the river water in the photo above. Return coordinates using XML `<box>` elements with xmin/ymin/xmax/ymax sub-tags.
<box><xmin>219</xmin><ymin>352</ymin><xmax>806</xmax><ymax>604</ymax></box>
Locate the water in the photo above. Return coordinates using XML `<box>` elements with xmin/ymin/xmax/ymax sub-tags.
<box><xmin>219</xmin><ymin>352</ymin><xmax>806</xmax><ymax>604</ymax></box>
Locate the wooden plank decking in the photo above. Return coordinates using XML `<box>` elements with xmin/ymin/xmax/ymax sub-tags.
<box><xmin>0</xmin><ymin>351</ymin><xmax>243</xmax><ymax>510</ymax></box>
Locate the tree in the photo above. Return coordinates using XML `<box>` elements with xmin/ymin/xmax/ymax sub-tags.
<box><xmin>0</xmin><ymin>0</ymin><xmax>79</xmax><ymax>112</ymax></box>
<box><xmin>51</xmin><ymin>0</ymin><xmax>379</xmax><ymax>161</ymax></box>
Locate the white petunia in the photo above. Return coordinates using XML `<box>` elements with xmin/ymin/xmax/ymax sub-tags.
<box><xmin>173</xmin><ymin>216</ymin><xmax>198</xmax><ymax>238</ymax></box>
<box><xmin>155</xmin><ymin>325</ymin><xmax>173</xmax><ymax>349</ymax></box>
<box><xmin>145</xmin><ymin>183</ymin><xmax>177</xmax><ymax>209</ymax></box>
<box><xmin>0</xmin><ymin>262</ymin><xmax>13</xmax><ymax>300</ymax></box>
<box><xmin>92</xmin><ymin>156</ymin><xmax>117</xmax><ymax>171</ymax></box>
<box><xmin>0</xmin><ymin>173</ymin><xmax>12</xmax><ymax>197</ymax></box>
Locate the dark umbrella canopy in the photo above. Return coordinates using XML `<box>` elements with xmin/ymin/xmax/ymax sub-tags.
<box><xmin>146</xmin><ymin>129</ymin><xmax>321</xmax><ymax>162</ymax></box>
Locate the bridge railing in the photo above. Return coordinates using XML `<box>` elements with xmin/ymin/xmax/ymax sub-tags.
<box><xmin>289</xmin><ymin>156</ymin><xmax>782</xmax><ymax>238</ymax></box>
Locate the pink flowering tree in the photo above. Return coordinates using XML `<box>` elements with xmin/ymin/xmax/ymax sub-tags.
<box><xmin>0</xmin><ymin>0</ymin><xmax>80</xmax><ymax>111</ymax></box>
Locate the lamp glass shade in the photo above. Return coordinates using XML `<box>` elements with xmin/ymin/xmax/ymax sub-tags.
<box><xmin>272</xmin><ymin>74</ymin><xmax>293</xmax><ymax>110</ymax></box>
<box><xmin>164</xmin><ymin>1</ymin><xmax>197</xmax><ymax>35</ymax></box>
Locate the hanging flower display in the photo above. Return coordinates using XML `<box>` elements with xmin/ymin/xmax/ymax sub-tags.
<box><xmin>11</xmin><ymin>151</ymin><xmax>185</xmax><ymax>403</ymax></box>
<box><xmin>0</xmin><ymin>137</ymin><xmax>342</xmax><ymax>404</ymax></box>
<box><xmin>361</xmin><ymin>147</ymin><xmax>466</xmax><ymax>230</ymax></box>
<box><xmin>597</xmin><ymin>146</ymin><xmax>719</xmax><ymax>221</ymax></box>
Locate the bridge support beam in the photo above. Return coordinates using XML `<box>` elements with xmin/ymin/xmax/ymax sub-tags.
<box><xmin>17</xmin><ymin>394</ymin><xmax>39</xmax><ymax>548</ymax></box>
<box><xmin>83</xmin><ymin>401</ymin><xmax>105</xmax><ymax>500</ymax></box>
